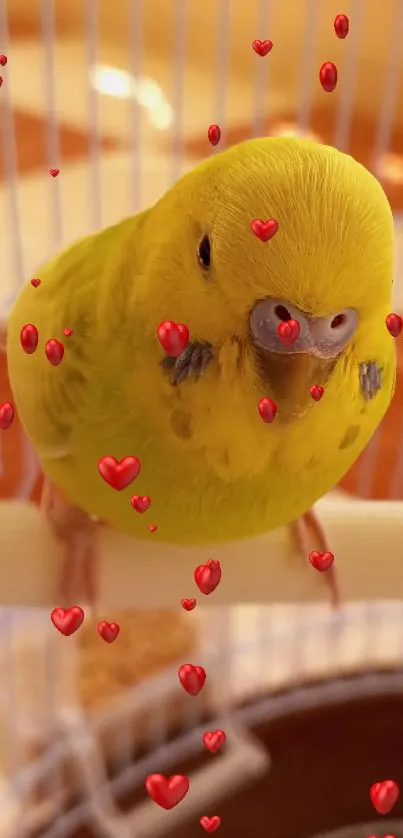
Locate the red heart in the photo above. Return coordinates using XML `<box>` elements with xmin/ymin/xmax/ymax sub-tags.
<box><xmin>203</xmin><ymin>729</ymin><xmax>226</xmax><ymax>754</ymax></box>
<box><xmin>208</xmin><ymin>124</ymin><xmax>221</xmax><ymax>147</ymax></box>
<box><xmin>386</xmin><ymin>312</ymin><xmax>402</xmax><ymax>338</ymax></box>
<box><xmin>334</xmin><ymin>13</ymin><xmax>349</xmax><ymax>39</ymax></box>
<box><xmin>20</xmin><ymin>323</ymin><xmax>39</xmax><ymax>355</ymax></box>
<box><xmin>63</xmin><ymin>327</ymin><xmax>73</xmax><ymax>337</ymax></box>
<box><xmin>45</xmin><ymin>339</ymin><xmax>65</xmax><ymax>366</ymax></box>
<box><xmin>178</xmin><ymin>663</ymin><xmax>206</xmax><ymax>696</ymax></box>
<box><xmin>148</xmin><ymin>523</ymin><xmax>158</xmax><ymax>533</ymax></box>
<box><xmin>251</xmin><ymin>218</ymin><xmax>278</xmax><ymax>242</ymax></box>
<box><xmin>30</xmin><ymin>278</ymin><xmax>41</xmax><ymax>288</ymax></box>
<box><xmin>252</xmin><ymin>39</ymin><xmax>273</xmax><ymax>56</ymax></box>
<box><xmin>51</xmin><ymin>606</ymin><xmax>84</xmax><ymax>636</ymax></box>
<box><xmin>277</xmin><ymin>319</ymin><xmax>300</xmax><ymax>345</ymax></box>
<box><xmin>200</xmin><ymin>816</ymin><xmax>221</xmax><ymax>833</ymax></box>
<box><xmin>145</xmin><ymin>774</ymin><xmax>190</xmax><ymax>810</ymax></box>
<box><xmin>49</xmin><ymin>168</ymin><xmax>59</xmax><ymax>177</ymax></box>
<box><xmin>258</xmin><ymin>397</ymin><xmax>277</xmax><ymax>424</ymax></box>
<box><xmin>309</xmin><ymin>384</ymin><xmax>324</xmax><ymax>402</ymax></box>
<box><xmin>0</xmin><ymin>77</ymin><xmax>3</xmax><ymax>88</ymax></box>
<box><xmin>319</xmin><ymin>62</ymin><xmax>337</xmax><ymax>93</ymax></box>
<box><xmin>370</xmin><ymin>780</ymin><xmax>400</xmax><ymax>815</ymax></box>
<box><xmin>0</xmin><ymin>401</ymin><xmax>14</xmax><ymax>431</ymax></box>
<box><xmin>130</xmin><ymin>494</ymin><xmax>151</xmax><ymax>513</ymax></box>
<box><xmin>157</xmin><ymin>320</ymin><xmax>189</xmax><ymax>357</ymax></box>
<box><xmin>181</xmin><ymin>598</ymin><xmax>197</xmax><ymax>612</ymax></box>
<box><xmin>194</xmin><ymin>559</ymin><xmax>222</xmax><ymax>595</ymax></box>
<box><xmin>98</xmin><ymin>621</ymin><xmax>120</xmax><ymax>643</ymax></box>
<box><xmin>309</xmin><ymin>551</ymin><xmax>334</xmax><ymax>572</ymax></box>
<box><xmin>98</xmin><ymin>455</ymin><xmax>141</xmax><ymax>490</ymax></box>
<box><xmin>0</xmin><ymin>55</ymin><xmax>7</xmax><ymax>66</ymax></box>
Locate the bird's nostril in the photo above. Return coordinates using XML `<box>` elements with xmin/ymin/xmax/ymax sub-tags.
<box><xmin>274</xmin><ymin>304</ymin><xmax>292</xmax><ymax>322</ymax></box>
<box><xmin>330</xmin><ymin>313</ymin><xmax>346</xmax><ymax>329</ymax></box>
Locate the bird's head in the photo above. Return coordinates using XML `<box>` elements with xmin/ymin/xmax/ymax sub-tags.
<box><xmin>138</xmin><ymin>137</ymin><xmax>394</xmax><ymax>422</ymax></box>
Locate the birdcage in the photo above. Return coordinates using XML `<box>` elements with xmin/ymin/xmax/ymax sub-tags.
<box><xmin>1</xmin><ymin>1</ymin><xmax>403</xmax><ymax>837</ymax></box>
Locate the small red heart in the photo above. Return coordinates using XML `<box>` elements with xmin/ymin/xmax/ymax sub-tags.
<box><xmin>148</xmin><ymin>523</ymin><xmax>158</xmax><ymax>532</ymax></box>
<box><xmin>309</xmin><ymin>551</ymin><xmax>334</xmax><ymax>572</ymax></box>
<box><xmin>258</xmin><ymin>397</ymin><xmax>277</xmax><ymax>424</ymax></box>
<box><xmin>51</xmin><ymin>606</ymin><xmax>84</xmax><ymax>636</ymax></box>
<box><xmin>252</xmin><ymin>39</ymin><xmax>273</xmax><ymax>56</ymax></box>
<box><xmin>208</xmin><ymin>124</ymin><xmax>221</xmax><ymax>147</ymax></box>
<box><xmin>251</xmin><ymin>218</ymin><xmax>278</xmax><ymax>242</ymax></box>
<box><xmin>98</xmin><ymin>621</ymin><xmax>120</xmax><ymax>643</ymax></box>
<box><xmin>181</xmin><ymin>598</ymin><xmax>197</xmax><ymax>612</ymax></box>
<box><xmin>0</xmin><ymin>401</ymin><xmax>14</xmax><ymax>431</ymax></box>
<box><xmin>334</xmin><ymin>13</ymin><xmax>349</xmax><ymax>39</ymax></box>
<box><xmin>30</xmin><ymin>278</ymin><xmax>41</xmax><ymax>288</ymax></box>
<box><xmin>20</xmin><ymin>323</ymin><xmax>39</xmax><ymax>355</ymax></box>
<box><xmin>194</xmin><ymin>559</ymin><xmax>222</xmax><ymax>595</ymax></box>
<box><xmin>145</xmin><ymin>774</ymin><xmax>190</xmax><ymax>810</ymax></box>
<box><xmin>203</xmin><ymin>729</ymin><xmax>226</xmax><ymax>754</ymax></box>
<box><xmin>200</xmin><ymin>816</ymin><xmax>221</xmax><ymax>833</ymax></box>
<box><xmin>157</xmin><ymin>320</ymin><xmax>189</xmax><ymax>357</ymax></box>
<box><xmin>386</xmin><ymin>313</ymin><xmax>402</xmax><ymax>338</ymax></box>
<box><xmin>309</xmin><ymin>384</ymin><xmax>324</xmax><ymax>402</ymax></box>
<box><xmin>130</xmin><ymin>494</ymin><xmax>151</xmax><ymax>513</ymax></box>
<box><xmin>49</xmin><ymin>168</ymin><xmax>59</xmax><ymax>177</ymax></box>
<box><xmin>319</xmin><ymin>61</ymin><xmax>338</xmax><ymax>93</ymax></box>
<box><xmin>0</xmin><ymin>55</ymin><xmax>7</xmax><ymax>66</ymax></box>
<box><xmin>63</xmin><ymin>327</ymin><xmax>73</xmax><ymax>337</ymax></box>
<box><xmin>0</xmin><ymin>77</ymin><xmax>3</xmax><ymax>88</ymax></box>
<box><xmin>370</xmin><ymin>780</ymin><xmax>400</xmax><ymax>815</ymax></box>
<box><xmin>45</xmin><ymin>339</ymin><xmax>65</xmax><ymax>366</ymax></box>
<box><xmin>178</xmin><ymin>663</ymin><xmax>206</xmax><ymax>696</ymax></box>
<box><xmin>98</xmin><ymin>455</ymin><xmax>141</xmax><ymax>490</ymax></box>
<box><xmin>277</xmin><ymin>319</ymin><xmax>300</xmax><ymax>345</ymax></box>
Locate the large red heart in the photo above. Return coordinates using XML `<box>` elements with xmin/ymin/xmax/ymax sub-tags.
<box><xmin>98</xmin><ymin>456</ymin><xmax>141</xmax><ymax>490</ymax></box>
<box><xmin>370</xmin><ymin>780</ymin><xmax>400</xmax><ymax>815</ymax></box>
<box><xmin>252</xmin><ymin>39</ymin><xmax>273</xmax><ymax>56</ymax></box>
<box><xmin>251</xmin><ymin>218</ymin><xmax>278</xmax><ymax>242</ymax></box>
<box><xmin>145</xmin><ymin>774</ymin><xmax>190</xmax><ymax>810</ymax></box>
<box><xmin>203</xmin><ymin>730</ymin><xmax>226</xmax><ymax>754</ymax></box>
<box><xmin>194</xmin><ymin>560</ymin><xmax>222</xmax><ymax>595</ymax></box>
<box><xmin>51</xmin><ymin>606</ymin><xmax>84</xmax><ymax>636</ymax></box>
<box><xmin>157</xmin><ymin>320</ymin><xmax>189</xmax><ymax>357</ymax></box>
<box><xmin>178</xmin><ymin>663</ymin><xmax>206</xmax><ymax>696</ymax></box>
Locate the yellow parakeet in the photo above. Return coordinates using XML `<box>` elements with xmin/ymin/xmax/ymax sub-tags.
<box><xmin>6</xmin><ymin>138</ymin><xmax>396</xmax><ymax>605</ymax></box>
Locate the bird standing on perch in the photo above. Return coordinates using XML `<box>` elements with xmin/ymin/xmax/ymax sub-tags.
<box><xmin>6</xmin><ymin>138</ymin><xmax>396</xmax><ymax>608</ymax></box>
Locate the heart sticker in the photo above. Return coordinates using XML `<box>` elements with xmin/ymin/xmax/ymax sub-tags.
<box><xmin>145</xmin><ymin>774</ymin><xmax>190</xmax><ymax>809</ymax></box>
<box><xmin>203</xmin><ymin>730</ymin><xmax>227</xmax><ymax>754</ymax></box>
<box><xmin>251</xmin><ymin>218</ymin><xmax>278</xmax><ymax>242</ymax></box>
<box><xmin>130</xmin><ymin>494</ymin><xmax>151</xmax><ymax>513</ymax></box>
<box><xmin>200</xmin><ymin>816</ymin><xmax>221</xmax><ymax>833</ymax></box>
<box><xmin>181</xmin><ymin>598</ymin><xmax>197</xmax><ymax>611</ymax></box>
<box><xmin>98</xmin><ymin>621</ymin><xmax>120</xmax><ymax>643</ymax></box>
<box><xmin>252</xmin><ymin>39</ymin><xmax>273</xmax><ymax>56</ymax></box>
<box><xmin>309</xmin><ymin>551</ymin><xmax>334</xmax><ymax>572</ymax></box>
<box><xmin>194</xmin><ymin>559</ymin><xmax>222</xmax><ymax>595</ymax></box>
<box><xmin>0</xmin><ymin>401</ymin><xmax>15</xmax><ymax>431</ymax></box>
<box><xmin>51</xmin><ymin>606</ymin><xmax>84</xmax><ymax>636</ymax></box>
<box><xmin>157</xmin><ymin>320</ymin><xmax>189</xmax><ymax>357</ymax></box>
<box><xmin>98</xmin><ymin>456</ymin><xmax>141</xmax><ymax>490</ymax></box>
<box><xmin>370</xmin><ymin>780</ymin><xmax>400</xmax><ymax>815</ymax></box>
<box><xmin>178</xmin><ymin>663</ymin><xmax>206</xmax><ymax>696</ymax></box>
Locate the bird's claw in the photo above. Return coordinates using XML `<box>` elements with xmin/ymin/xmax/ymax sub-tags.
<box><xmin>359</xmin><ymin>361</ymin><xmax>382</xmax><ymax>401</ymax></box>
<box><xmin>160</xmin><ymin>341</ymin><xmax>214</xmax><ymax>385</ymax></box>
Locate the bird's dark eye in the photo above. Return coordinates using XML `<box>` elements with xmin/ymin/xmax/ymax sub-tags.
<box><xmin>198</xmin><ymin>235</ymin><xmax>211</xmax><ymax>270</ymax></box>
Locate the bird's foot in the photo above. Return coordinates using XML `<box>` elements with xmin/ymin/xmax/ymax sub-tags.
<box><xmin>41</xmin><ymin>478</ymin><xmax>105</xmax><ymax>611</ymax></box>
<box><xmin>160</xmin><ymin>341</ymin><xmax>213</xmax><ymax>385</ymax></box>
<box><xmin>290</xmin><ymin>507</ymin><xmax>340</xmax><ymax>608</ymax></box>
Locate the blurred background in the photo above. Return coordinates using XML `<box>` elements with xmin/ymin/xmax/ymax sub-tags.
<box><xmin>2</xmin><ymin>0</ymin><xmax>403</xmax><ymax>836</ymax></box>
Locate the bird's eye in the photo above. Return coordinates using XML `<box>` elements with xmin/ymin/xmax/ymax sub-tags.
<box><xmin>198</xmin><ymin>235</ymin><xmax>211</xmax><ymax>270</ymax></box>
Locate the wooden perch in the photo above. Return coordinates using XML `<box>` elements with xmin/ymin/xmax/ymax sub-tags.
<box><xmin>0</xmin><ymin>498</ymin><xmax>401</xmax><ymax>608</ymax></box>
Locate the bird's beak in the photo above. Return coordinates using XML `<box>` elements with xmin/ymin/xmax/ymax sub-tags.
<box><xmin>254</xmin><ymin>347</ymin><xmax>336</xmax><ymax>417</ymax></box>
